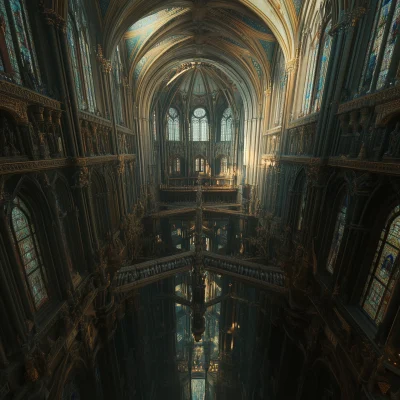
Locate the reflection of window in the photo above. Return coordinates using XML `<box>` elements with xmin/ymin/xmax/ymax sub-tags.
<box><xmin>326</xmin><ymin>193</ymin><xmax>348</xmax><ymax>273</ymax></box>
<box><xmin>361</xmin><ymin>206</ymin><xmax>400</xmax><ymax>324</ymax></box>
<box><xmin>195</xmin><ymin>157</ymin><xmax>206</xmax><ymax>173</ymax></box>
<box><xmin>360</xmin><ymin>0</ymin><xmax>400</xmax><ymax>91</ymax></box>
<box><xmin>170</xmin><ymin>157</ymin><xmax>181</xmax><ymax>175</ymax></box>
<box><xmin>221</xmin><ymin>108</ymin><xmax>232</xmax><ymax>141</ymax></box>
<box><xmin>168</xmin><ymin>108</ymin><xmax>180</xmax><ymax>141</ymax></box>
<box><xmin>191</xmin><ymin>108</ymin><xmax>209</xmax><ymax>141</ymax></box>
<box><xmin>10</xmin><ymin>197</ymin><xmax>48</xmax><ymax>309</ymax></box>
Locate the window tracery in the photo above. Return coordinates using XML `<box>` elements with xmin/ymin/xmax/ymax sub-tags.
<box><xmin>0</xmin><ymin>0</ymin><xmax>40</xmax><ymax>88</ymax></box>
<box><xmin>10</xmin><ymin>197</ymin><xmax>48</xmax><ymax>309</ymax></box>
<box><xmin>191</xmin><ymin>108</ymin><xmax>209</xmax><ymax>141</ymax></box>
<box><xmin>326</xmin><ymin>192</ymin><xmax>348</xmax><ymax>274</ymax></box>
<box><xmin>221</xmin><ymin>108</ymin><xmax>232</xmax><ymax>141</ymax></box>
<box><xmin>361</xmin><ymin>206</ymin><xmax>400</xmax><ymax>324</ymax></box>
<box><xmin>312</xmin><ymin>21</ymin><xmax>332</xmax><ymax>112</ymax></box>
<box><xmin>360</xmin><ymin>0</ymin><xmax>400</xmax><ymax>92</ymax></box>
<box><xmin>67</xmin><ymin>0</ymin><xmax>97</xmax><ymax>113</ymax></box>
<box><xmin>168</xmin><ymin>108</ymin><xmax>180</xmax><ymax>141</ymax></box>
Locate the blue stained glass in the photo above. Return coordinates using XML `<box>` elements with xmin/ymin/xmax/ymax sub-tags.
<box><xmin>313</xmin><ymin>22</ymin><xmax>332</xmax><ymax>112</ymax></box>
<box><xmin>0</xmin><ymin>0</ymin><xmax>21</xmax><ymax>82</ymax></box>
<box><xmin>80</xmin><ymin>37</ymin><xmax>96</xmax><ymax>112</ymax></box>
<box><xmin>11</xmin><ymin>199</ymin><xmax>48</xmax><ymax>309</ymax></box>
<box><xmin>361</xmin><ymin>0</ymin><xmax>395</xmax><ymax>90</ymax></box>
<box><xmin>377</xmin><ymin>0</ymin><xmax>400</xmax><ymax>88</ymax></box>
<box><xmin>302</xmin><ymin>46</ymin><xmax>318</xmax><ymax>115</ymax></box>
<box><xmin>362</xmin><ymin>211</ymin><xmax>400</xmax><ymax>324</ymax></box>
<box><xmin>9</xmin><ymin>0</ymin><xmax>41</xmax><ymax>86</ymax></box>
<box><xmin>67</xmin><ymin>20</ymin><xmax>84</xmax><ymax>109</ymax></box>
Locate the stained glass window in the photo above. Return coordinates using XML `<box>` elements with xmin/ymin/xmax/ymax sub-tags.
<box><xmin>0</xmin><ymin>0</ymin><xmax>39</xmax><ymax>85</ymax></box>
<box><xmin>301</xmin><ymin>45</ymin><xmax>318</xmax><ymax>115</ymax></box>
<box><xmin>67</xmin><ymin>0</ymin><xmax>97</xmax><ymax>113</ymax></box>
<box><xmin>377</xmin><ymin>0</ymin><xmax>400</xmax><ymax>88</ymax></box>
<box><xmin>191</xmin><ymin>108</ymin><xmax>209</xmax><ymax>141</ymax></box>
<box><xmin>361</xmin><ymin>0</ymin><xmax>400</xmax><ymax>91</ymax></box>
<box><xmin>361</xmin><ymin>206</ymin><xmax>400</xmax><ymax>324</ymax></box>
<box><xmin>112</xmin><ymin>46</ymin><xmax>124</xmax><ymax>125</ymax></box>
<box><xmin>326</xmin><ymin>193</ymin><xmax>348</xmax><ymax>273</ymax></box>
<box><xmin>312</xmin><ymin>22</ymin><xmax>332</xmax><ymax>112</ymax></box>
<box><xmin>11</xmin><ymin>197</ymin><xmax>48</xmax><ymax>309</ymax></box>
<box><xmin>221</xmin><ymin>108</ymin><xmax>232</xmax><ymax>141</ymax></box>
<box><xmin>67</xmin><ymin>20</ymin><xmax>84</xmax><ymax>109</ymax></box>
<box><xmin>168</xmin><ymin>108</ymin><xmax>180</xmax><ymax>141</ymax></box>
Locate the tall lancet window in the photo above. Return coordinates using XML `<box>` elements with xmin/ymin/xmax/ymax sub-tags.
<box><xmin>168</xmin><ymin>108</ymin><xmax>180</xmax><ymax>141</ymax></box>
<box><xmin>112</xmin><ymin>45</ymin><xmax>124</xmax><ymax>126</ymax></box>
<box><xmin>360</xmin><ymin>0</ymin><xmax>400</xmax><ymax>91</ymax></box>
<box><xmin>0</xmin><ymin>0</ymin><xmax>41</xmax><ymax>88</ymax></box>
<box><xmin>361</xmin><ymin>206</ymin><xmax>400</xmax><ymax>324</ymax></box>
<box><xmin>326</xmin><ymin>192</ymin><xmax>348</xmax><ymax>274</ymax></box>
<box><xmin>67</xmin><ymin>0</ymin><xmax>97</xmax><ymax>113</ymax></box>
<box><xmin>301</xmin><ymin>45</ymin><xmax>318</xmax><ymax>115</ymax></box>
<box><xmin>10</xmin><ymin>198</ymin><xmax>48</xmax><ymax>309</ymax></box>
<box><xmin>312</xmin><ymin>21</ymin><xmax>333</xmax><ymax>112</ymax></box>
<box><xmin>191</xmin><ymin>108</ymin><xmax>209</xmax><ymax>141</ymax></box>
<box><xmin>221</xmin><ymin>108</ymin><xmax>232</xmax><ymax>141</ymax></box>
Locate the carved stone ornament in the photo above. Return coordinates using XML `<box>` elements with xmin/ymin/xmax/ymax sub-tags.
<box><xmin>74</xmin><ymin>167</ymin><xmax>90</xmax><ymax>188</ymax></box>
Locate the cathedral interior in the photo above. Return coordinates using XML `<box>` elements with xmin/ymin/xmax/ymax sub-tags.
<box><xmin>1</xmin><ymin>0</ymin><xmax>400</xmax><ymax>399</ymax></box>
